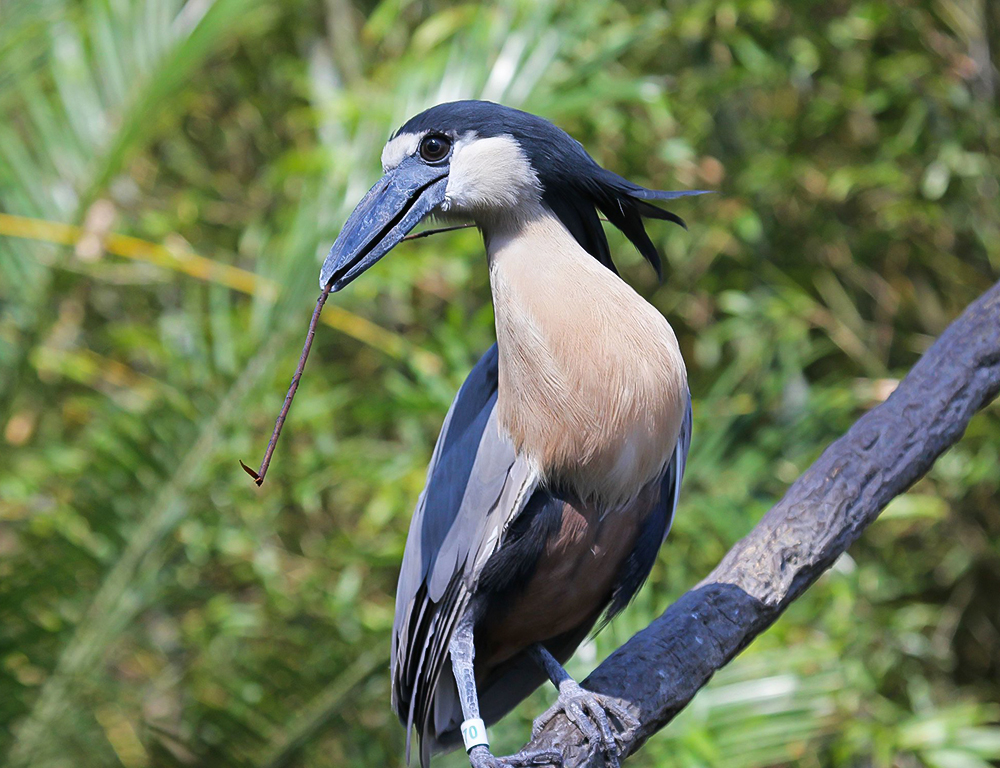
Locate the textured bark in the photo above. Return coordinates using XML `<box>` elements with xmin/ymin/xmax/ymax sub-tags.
<box><xmin>525</xmin><ymin>280</ymin><xmax>1000</xmax><ymax>767</ymax></box>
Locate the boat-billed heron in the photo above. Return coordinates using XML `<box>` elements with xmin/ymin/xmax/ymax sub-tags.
<box><xmin>321</xmin><ymin>101</ymin><xmax>699</xmax><ymax>768</ymax></box>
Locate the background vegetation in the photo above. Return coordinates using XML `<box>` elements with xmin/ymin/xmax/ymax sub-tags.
<box><xmin>1</xmin><ymin>1</ymin><xmax>999</xmax><ymax>766</ymax></box>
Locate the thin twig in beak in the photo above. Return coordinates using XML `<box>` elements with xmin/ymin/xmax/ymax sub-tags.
<box><xmin>243</xmin><ymin>218</ymin><xmax>600</xmax><ymax>486</ymax></box>
<box><xmin>241</xmin><ymin>279</ymin><xmax>334</xmax><ymax>486</ymax></box>
<box><xmin>401</xmin><ymin>223</ymin><xmax>475</xmax><ymax>240</ymax></box>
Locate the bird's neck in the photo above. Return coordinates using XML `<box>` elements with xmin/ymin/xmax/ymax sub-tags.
<box><xmin>483</xmin><ymin>207</ymin><xmax>688</xmax><ymax>506</ymax></box>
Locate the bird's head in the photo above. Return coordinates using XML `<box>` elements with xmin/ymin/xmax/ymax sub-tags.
<box><xmin>320</xmin><ymin>100</ymin><xmax>704</xmax><ymax>290</ymax></box>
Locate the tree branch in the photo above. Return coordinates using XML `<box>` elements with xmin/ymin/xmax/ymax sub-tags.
<box><xmin>525</xmin><ymin>280</ymin><xmax>1000</xmax><ymax>767</ymax></box>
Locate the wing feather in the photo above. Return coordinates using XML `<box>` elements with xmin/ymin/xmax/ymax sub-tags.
<box><xmin>391</xmin><ymin>345</ymin><xmax>539</xmax><ymax>765</ymax></box>
<box><xmin>393</xmin><ymin>356</ymin><xmax>692</xmax><ymax>765</ymax></box>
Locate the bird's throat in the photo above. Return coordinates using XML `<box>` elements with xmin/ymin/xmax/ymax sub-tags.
<box><xmin>485</xmin><ymin>209</ymin><xmax>687</xmax><ymax>506</ymax></box>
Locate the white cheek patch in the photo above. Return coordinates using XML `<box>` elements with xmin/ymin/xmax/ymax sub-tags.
<box><xmin>444</xmin><ymin>134</ymin><xmax>541</xmax><ymax>212</ymax></box>
<box><xmin>381</xmin><ymin>131</ymin><xmax>423</xmax><ymax>171</ymax></box>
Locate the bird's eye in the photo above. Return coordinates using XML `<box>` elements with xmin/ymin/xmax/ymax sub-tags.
<box><xmin>419</xmin><ymin>134</ymin><xmax>451</xmax><ymax>163</ymax></box>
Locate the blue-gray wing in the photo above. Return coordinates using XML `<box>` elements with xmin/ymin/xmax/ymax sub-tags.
<box><xmin>457</xmin><ymin>392</ymin><xmax>694</xmax><ymax>734</ymax></box>
<box><xmin>391</xmin><ymin>344</ymin><xmax>538</xmax><ymax>763</ymax></box>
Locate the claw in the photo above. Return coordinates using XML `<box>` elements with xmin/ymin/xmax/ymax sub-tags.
<box><xmin>531</xmin><ymin>681</ymin><xmax>636</xmax><ymax>765</ymax></box>
<box><xmin>469</xmin><ymin>745</ymin><xmax>563</xmax><ymax>768</ymax></box>
<box><xmin>503</xmin><ymin>748</ymin><xmax>564</xmax><ymax>767</ymax></box>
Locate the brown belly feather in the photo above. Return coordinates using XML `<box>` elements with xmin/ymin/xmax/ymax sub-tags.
<box><xmin>479</xmin><ymin>480</ymin><xmax>659</xmax><ymax>672</ymax></box>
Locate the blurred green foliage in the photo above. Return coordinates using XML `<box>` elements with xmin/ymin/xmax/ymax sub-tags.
<box><xmin>1</xmin><ymin>1</ymin><xmax>999</xmax><ymax>767</ymax></box>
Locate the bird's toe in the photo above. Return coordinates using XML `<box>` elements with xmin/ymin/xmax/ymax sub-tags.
<box><xmin>501</xmin><ymin>747</ymin><xmax>564</xmax><ymax>767</ymax></box>
<box><xmin>533</xmin><ymin>681</ymin><xmax>635</xmax><ymax>765</ymax></box>
<box><xmin>597</xmin><ymin>695</ymin><xmax>639</xmax><ymax>747</ymax></box>
<box><xmin>469</xmin><ymin>745</ymin><xmax>563</xmax><ymax>768</ymax></box>
<box><xmin>531</xmin><ymin>704</ymin><xmax>558</xmax><ymax>739</ymax></box>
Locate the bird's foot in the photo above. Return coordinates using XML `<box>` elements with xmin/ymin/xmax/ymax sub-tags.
<box><xmin>468</xmin><ymin>745</ymin><xmax>563</xmax><ymax>768</ymax></box>
<box><xmin>531</xmin><ymin>681</ymin><xmax>638</xmax><ymax>768</ymax></box>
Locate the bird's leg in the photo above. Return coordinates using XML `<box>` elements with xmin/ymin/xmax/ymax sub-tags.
<box><xmin>529</xmin><ymin>644</ymin><xmax>639</xmax><ymax>768</ymax></box>
<box><xmin>449</xmin><ymin>615</ymin><xmax>563</xmax><ymax>768</ymax></box>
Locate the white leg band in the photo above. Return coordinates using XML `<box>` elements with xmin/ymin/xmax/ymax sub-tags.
<box><xmin>460</xmin><ymin>718</ymin><xmax>489</xmax><ymax>752</ymax></box>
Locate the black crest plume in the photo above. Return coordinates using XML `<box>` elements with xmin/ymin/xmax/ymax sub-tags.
<box><xmin>526</xmin><ymin>126</ymin><xmax>707</xmax><ymax>278</ymax></box>
<box><xmin>396</xmin><ymin>100</ymin><xmax>708</xmax><ymax>278</ymax></box>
